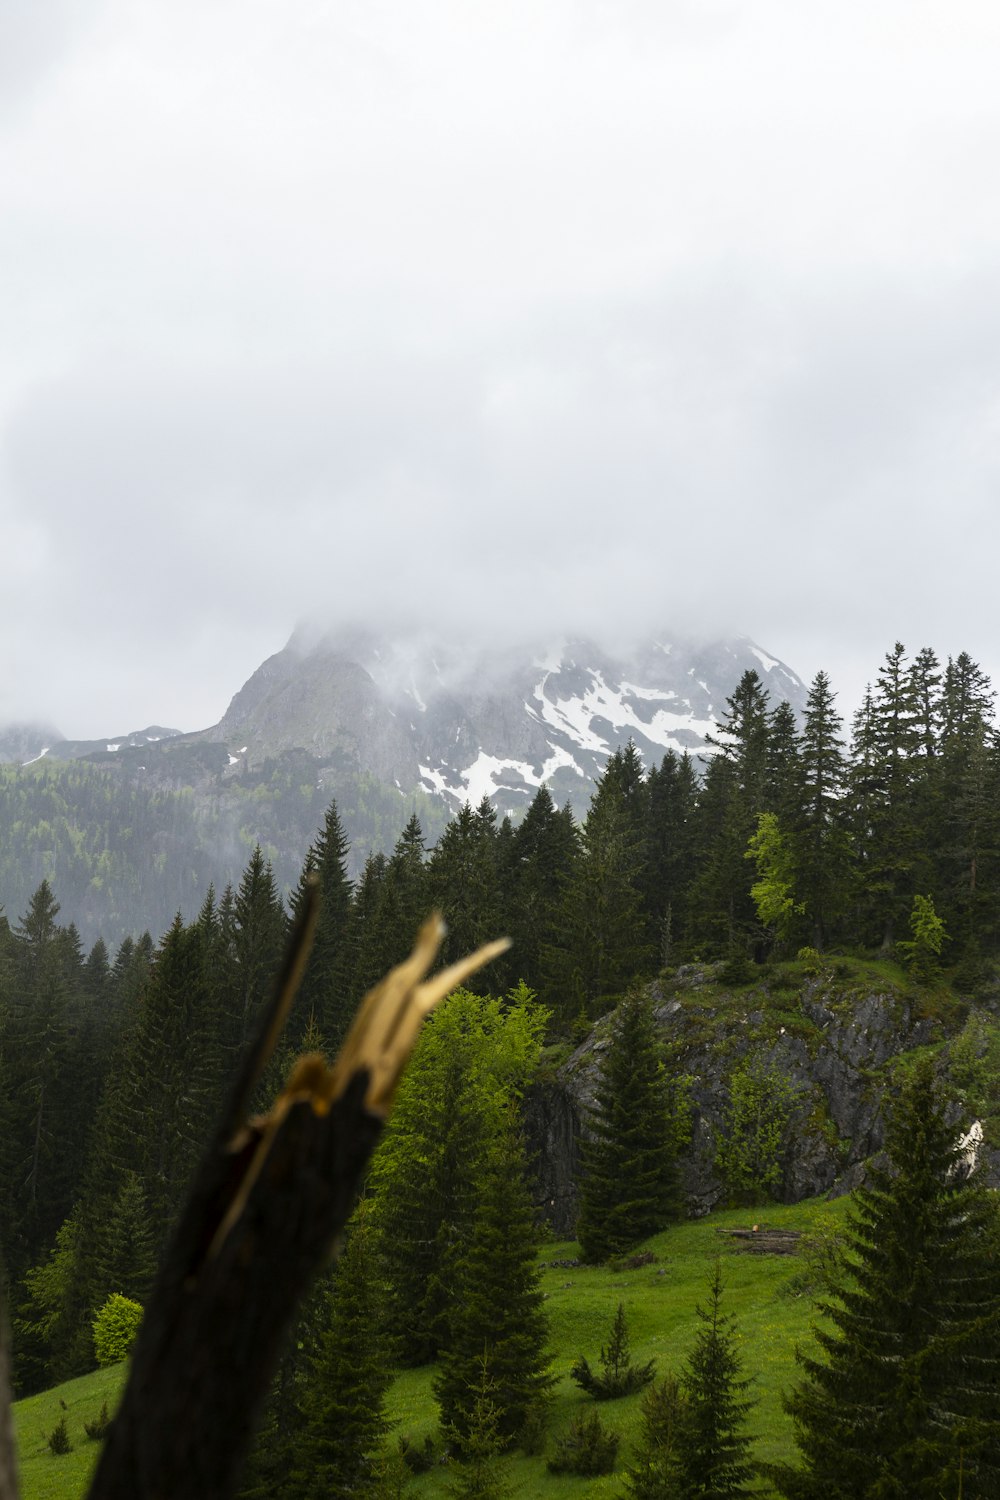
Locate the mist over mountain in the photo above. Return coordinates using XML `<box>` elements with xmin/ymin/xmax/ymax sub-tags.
<box><xmin>203</xmin><ymin>625</ymin><xmax>805</xmax><ymax>816</ymax></box>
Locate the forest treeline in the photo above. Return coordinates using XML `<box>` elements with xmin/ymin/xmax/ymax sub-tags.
<box><xmin>4</xmin><ymin>639</ymin><xmax>1000</xmax><ymax>1493</ymax></box>
<box><xmin>0</xmin><ymin>750</ymin><xmax>448</xmax><ymax>949</ymax></box>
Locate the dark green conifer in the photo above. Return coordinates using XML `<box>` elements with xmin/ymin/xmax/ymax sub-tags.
<box><xmin>774</xmin><ymin>1060</ymin><xmax>1000</xmax><ymax>1498</ymax></box>
<box><xmin>289</xmin><ymin>1205</ymin><xmax>394</xmax><ymax>1500</ymax></box>
<box><xmin>672</xmin><ymin>1262</ymin><xmax>756</xmax><ymax>1497</ymax></box>
<box><xmin>290</xmin><ymin>800</ymin><xmax>353</xmax><ymax>1048</ymax></box>
<box><xmin>548</xmin><ymin>772</ymin><xmax>652</xmax><ymax>1025</ymax></box>
<box><xmin>576</xmin><ymin>990</ymin><xmax>684</xmax><ymax>1263</ymax></box>
<box><xmin>623</xmin><ymin>1374</ymin><xmax>689</xmax><ymax>1499</ymax></box>
<box><xmin>434</xmin><ymin>1110</ymin><xmax>551</xmax><ymax>1448</ymax></box>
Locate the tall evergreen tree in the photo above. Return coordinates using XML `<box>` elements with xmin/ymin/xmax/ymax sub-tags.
<box><xmin>689</xmin><ymin>671</ymin><xmax>773</xmax><ymax>957</ymax></box>
<box><xmin>289</xmin><ymin>1205</ymin><xmax>394</xmax><ymax>1500</ymax></box>
<box><xmin>350</xmin><ymin>814</ymin><xmax>429</xmax><ymax>1001</ymax></box>
<box><xmin>794</xmin><ymin>671</ymin><xmax>852</xmax><ymax>948</ymax></box>
<box><xmin>643</xmin><ymin>752</ymin><xmax>698</xmax><ymax>965</ymax></box>
<box><xmin>290</xmin><ymin>800</ymin><xmax>354</xmax><ymax>1048</ymax></box>
<box><xmin>576</xmin><ymin>990</ymin><xmax>685</xmax><ymax>1263</ymax></box>
<box><xmin>508</xmin><ymin>787</ymin><xmax>579</xmax><ymax>997</ymax></box>
<box><xmin>434</xmin><ymin>1110</ymin><xmax>551</xmax><ymax>1449</ymax></box>
<box><xmin>427</xmin><ymin>800</ymin><xmax>505</xmax><ymax>978</ymax></box>
<box><xmin>548</xmin><ymin>772</ymin><xmax>652</xmax><ymax>1026</ymax></box>
<box><xmin>774</xmin><ymin>1059</ymin><xmax>1000</xmax><ymax>1498</ymax></box>
<box><xmin>369</xmin><ymin>985</ymin><xmax>545</xmax><ymax>1364</ymax></box>
<box><xmin>856</xmin><ymin>642</ymin><xmax>924</xmax><ymax>947</ymax></box>
<box><xmin>671</xmin><ymin>1263</ymin><xmax>756</xmax><ymax>1498</ymax></box>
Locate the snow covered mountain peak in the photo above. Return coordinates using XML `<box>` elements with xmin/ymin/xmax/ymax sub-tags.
<box><xmin>212</xmin><ymin>628</ymin><xmax>806</xmax><ymax>816</ymax></box>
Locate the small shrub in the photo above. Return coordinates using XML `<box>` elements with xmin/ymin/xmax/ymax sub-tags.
<box><xmin>719</xmin><ymin>954</ymin><xmax>757</xmax><ymax>987</ymax></box>
<box><xmin>714</xmin><ymin>1054</ymin><xmax>801</xmax><ymax>1204</ymax></box>
<box><xmin>93</xmin><ymin>1292</ymin><xmax>143</xmax><ymax>1368</ymax></box>
<box><xmin>608</xmin><ymin>1249</ymin><xmax>657</xmax><ymax>1271</ymax></box>
<box><xmin>782</xmin><ymin>1223</ymin><xmax>846</xmax><ymax>1300</ymax></box>
<box><xmin>518</xmin><ymin>1402</ymin><xmax>548</xmax><ymax>1456</ymax></box>
<box><xmin>571</xmin><ymin>1303</ymin><xmax>656</xmax><ymax>1399</ymax></box>
<box><xmin>48</xmin><ymin>1416</ymin><xmax>72</xmax><ymax>1455</ymax></box>
<box><xmin>796</xmin><ymin>946</ymin><xmax>822</xmax><ymax>975</ymax></box>
<box><xmin>84</xmin><ymin>1402</ymin><xmax>112</xmax><ymax>1442</ymax></box>
<box><xmin>547</xmin><ymin>1412</ymin><xmax>619</xmax><ymax>1476</ymax></box>
<box><xmin>399</xmin><ymin>1434</ymin><xmax>438</xmax><ymax>1473</ymax></box>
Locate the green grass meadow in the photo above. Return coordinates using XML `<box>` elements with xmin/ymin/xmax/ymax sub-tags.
<box><xmin>13</xmin><ymin>1196</ymin><xmax>851</xmax><ymax>1499</ymax></box>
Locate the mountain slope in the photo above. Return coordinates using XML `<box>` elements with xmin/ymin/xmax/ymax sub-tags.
<box><xmin>206</xmin><ymin>627</ymin><xmax>805</xmax><ymax>814</ymax></box>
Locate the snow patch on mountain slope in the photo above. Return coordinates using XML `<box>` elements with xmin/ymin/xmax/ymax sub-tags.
<box><xmin>750</xmin><ymin>646</ymin><xmax>781</xmax><ymax>673</ymax></box>
<box><xmin>459</xmin><ymin>744</ymin><xmax>586</xmax><ymax>805</ymax></box>
<box><xmin>532</xmin><ymin>675</ymin><xmax>614</xmax><ymax>754</ymax></box>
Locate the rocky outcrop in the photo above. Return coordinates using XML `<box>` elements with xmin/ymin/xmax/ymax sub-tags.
<box><xmin>527</xmin><ymin>965</ymin><xmax>992</xmax><ymax>1232</ymax></box>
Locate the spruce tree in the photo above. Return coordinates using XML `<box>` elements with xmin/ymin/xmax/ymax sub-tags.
<box><xmin>672</xmin><ymin>1262</ymin><xmax>756</xmax><ymax>1498</ymax></box>
<box><xmin>369</xmin><ymin>985</ymin><xmax>546</xmax><ymax>1364</ymax></box>
<box><xmin>794</xmin><ymin>670</ymin><xmax>852</xmax><ymax>948</ymax></box>
<box><xmin>643</xmin><ymin>752</ymin><xmax>698</xmax><ymax>963</ymax></box>
<box><xmin>623</xmin><ymin>1374</ymin><xmax>689</xmax><ymax>1499</ymax></box>
<box><xmin>508</xmin><ymin>786</ymin><xmax>579</xmax><ymax>996</ymax></box>
<box><xmin>427</xmin><ymin>800</ymin><xmax>505</xmax><ymax>977</ymax></box>
<box><xmin>289</xmin><ymin>1205</ymin><xmax>394</xmax><ymax>1500</ymax></box>
<box><xmin>290</xmin><ymin>800</ymin><xmax>354</xmax><ymax>1048</ymax></box>
<box><xmin>548</xmin><ymin>773</ymin><xmax>652</xmax><ymax>1026</ymax></box>
<box><xmin>774</xmin><ymin>1059</ymin><xmax>1000</xmax><ymax>1498</ymax></box>
<box><xmin>433</xmin><ymin>1110</ymin><xmax>551</xmax><ymax>1449</ymax></box>
<box><xmin>576</xmin><ymin>990</ymin><xmax>685</xmax><ymax>1263</ymax></box>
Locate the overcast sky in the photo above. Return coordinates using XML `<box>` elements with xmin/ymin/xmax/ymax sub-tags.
<box><xmin>3</xmin><ymin>0</ymin><xmax>1000</xmax><ymax>738</ymax></box>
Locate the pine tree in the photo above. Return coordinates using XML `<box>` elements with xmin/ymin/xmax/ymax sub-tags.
<box><xmin>291</xmin><ymin>800</ymin><xmax>354</xmax><ymax>1049</ymax></box>
<box><xmin>774</xmin><ymin>1059</ymin><xmax>1000</xmax><ymax>1498</ymax></box>
<box><xmin>643</xmin><ymin>752</ymin><xmax>698</xmax><ymax>964</ymax></box>
<box><xmin>444</xmin><ymin>1357</ymin><xmax>518</xmax><ymax>1500</ymax></box>
<box><xmin>857</xmin><ymin>642</ymin><xmax>923</xmax><ymax>948</ymax></box>
<box><xmin>576</xmin><ymin>990</ymin><xmax>685</xmax><ymax>1263</ymax></box>
<box><xmin>289</xmin><ymin>1205</ymin><xmax>394</xmax><ymax>1499</ymax></box>
<box><xmin>350</xmin><ymin>815</ymin><xmax>429</xmax><ymax>1002</ymax></box>
<box><xmin>433</xmin><ymin>1110</ymin><xmax>551</xmax><ymax>1449</ymax></box>
<box><xmin>508</xmin><ymin>786</ymin><xmax>579</xmax><ymax>996</ymax></box>
<box><xmin>794</xmin><ymin>671</ymin><xmax>852</xmax><ymax>948</ymax></box>
<box><xmin>90</xmin><ymin>1171</ymin><xmax>157</xmax><ymax>1308</ymax></box>
<box><xmin>623</xmin><ymin>1374</ymin><xmax>689</xmax><ymax>1499</ymax></box>
<box><xmin>369</xmin><ymin>985</ymin><xmax>546</xmax><ymax>1364</ymax></box>
<box><xmin>548</xmin><ymin>772</ymin><xmax>652</xmax><ymax>1026</ymax></box>
<box><xmin>228</xmin><ymin>847</ymin><xmax>286</xmax><ymax>1056</ymax></box>
<box><xmin>672</xmin><ymin>1262</ymin><xmax>756</xmax><ymax>1497</ymax></box>
<box><xmin>427</xmin><ymin>801</ymin><xmax>505</xmax><ymax>977</ymax></box>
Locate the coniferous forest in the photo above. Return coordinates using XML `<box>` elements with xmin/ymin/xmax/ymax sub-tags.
<box><xmin>5</xmin><ymin>640</ymin><xmax>1000</xmax><ymax>1497</ymax></box>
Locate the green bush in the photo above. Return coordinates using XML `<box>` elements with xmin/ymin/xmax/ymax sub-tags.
<box><xmin>571</xmin><ymin>1303</ymin><xmax>656</xmax><ymax>1399</ymax></box>
<box><xmin>796</xmin><ymin>946</ymin><xmax>823</xmax><ymax>975</ymax></box>
<box><xmin>93</xmin><ymin>1293</ymin><xmax>143</xmax><ymax>1367</ymax></box>
<box><xmin>714</xmin><ymin>1054</ymin><xmax>801</xmax><ymax>1204</ymax></box>
<box><xmin>718</xmin><ymin>954</ymin><xmax>757</xmax><ymax>988</ymax></box>
<box><xmin>47</xmin><ymin>1416</ymin><xmax>72</xmax><ymax>1455</ymax></box>
<box><xmin>546</xmin><ymin>1411</ymin><xmax>619</xmax><ymax>1476</ymax></box>
<box><xmin>84</xmin><ymin>1401</ymin><xmax>112</xmax><ymax>1442</ymax></box>
<box><xmin>399</xmin><ymin>1434</ymin><xmax>438</xmax><ymax>1473</ymax></box>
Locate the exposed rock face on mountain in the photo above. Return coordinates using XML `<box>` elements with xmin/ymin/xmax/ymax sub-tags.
<box><xmin>527</xmin><ymin>966</ymin><xmax>995</xmax><ymax>1236</ymax></box>
<box><xmin>202</xmin><ymin>626</ymin><xmax>806</xmax><ymax>815</ymax></box>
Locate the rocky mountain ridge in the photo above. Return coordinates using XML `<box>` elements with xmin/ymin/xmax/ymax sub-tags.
<box><xmin>199</xmin><ymin>626</ymin><xmax>806</xmax><ymax>815</ymax></box>
<box><xmin>3</xmin><ymin>627</ymin><xmax>804</xmax><ymax>816</ymax></box>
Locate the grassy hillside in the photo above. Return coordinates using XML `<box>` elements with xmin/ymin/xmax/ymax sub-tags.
<box><xmin>13</xmin><ymin>1196</ymin><xmax>850</xmax><ymax>1499</ymax></box>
